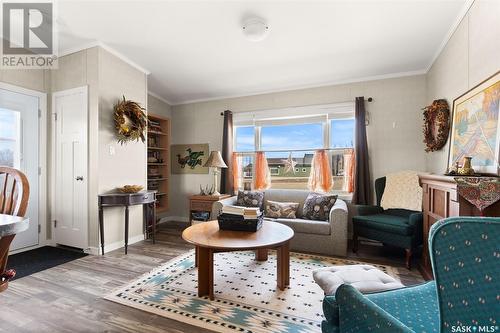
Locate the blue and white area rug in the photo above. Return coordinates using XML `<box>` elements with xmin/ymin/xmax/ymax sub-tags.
<box><xmin>105</xmin><ymin>250</ymin><xmax>400</xmax><ymax>333</ymax></box>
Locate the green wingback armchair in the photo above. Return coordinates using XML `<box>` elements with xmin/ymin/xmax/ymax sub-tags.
<box><xmin>321</xmin><ymin>216</ymin><xmax>500</xmax><ymax>333</ymax></box>
<box><xmin>352</xmin><ymin>176</ymin><xmax>423</xmax><ymax>269</ymax></box>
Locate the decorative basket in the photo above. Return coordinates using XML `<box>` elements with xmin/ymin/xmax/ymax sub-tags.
<box><xmin>117</xmin><ymin>185</ymin><xmax>144</xmax><ymax>193</ymax></box>
<box><xmin>217</xmin><ymin>213</ymin><xmax>263</xmax><ymax>232</ymax></box>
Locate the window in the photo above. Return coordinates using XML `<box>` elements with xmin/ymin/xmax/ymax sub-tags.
<box><xmin>235</xmin><ymin>126</ymin><xmax>255</xmax><ymax>152</ymax></box>
<box><xmin>261</xmin><ymin>123</ymin><xmax>323</xmax><ymax>151</ymax></box>
<box><xmin>0</xmin><ymin>108</ymin><xmax>21</xmax><ymax>168</ymax></box>
<box><xmin>240</xmin><ymin>154</ymin><xmax>254</xmax><ymax>190</ymax></box>
<box><xmin>234</xmin><ymin>106</ymin><xmax>355</xmax><ymax>193</ymax></box>
<box><xmin>330</xmin><ymin>119</ymin><xmax>354</xmax><ymax>148</ymax></box>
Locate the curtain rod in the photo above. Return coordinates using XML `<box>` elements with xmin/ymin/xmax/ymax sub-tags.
<box><xmin>220</xmin><ymin>97</ymin><xmax>373</xmax><ymax>116</ymax></box>
<box><xmin>234</xmin><ymin>148</ymin><xmax>353</xmax><ymax>154</ymax></box>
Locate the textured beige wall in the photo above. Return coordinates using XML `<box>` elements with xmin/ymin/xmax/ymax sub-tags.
<box><xmin>148</xmin><ymin>94</ymin><xmax>172</xmax><ymax>118</ymax></box>
<box><xmin>170</xmin><ymin>75</ymin><xmax>427</xmax><ymax>219</ymax></box>
<box><xmin>426</xmin><ymin>0</ymin><xmax>500</xmax><ymax>173</ymax></box>
<box><xmin>98</xmin><ymin>48</ymin><xmax>148</xmax><ymax>245</ymax></box>
<box><xmin>0</xmin><ymin>69</ymin><xmax>49</xmax><ymax>92</ymax></box>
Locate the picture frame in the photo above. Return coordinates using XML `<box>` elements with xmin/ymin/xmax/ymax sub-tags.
<box><xmin>171</xmin><ymin>143</ymin><xmax>209</xmax><ymax>174</ymax></box>
<box><xmin>447</xmin><ymin>71</ymin><xmax>500</xmax><ymax>175</ymax></box>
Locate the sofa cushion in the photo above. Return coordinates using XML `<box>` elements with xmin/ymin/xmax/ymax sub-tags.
<box><xmin>354</xmin><ymin>214</ymin><xmax>414</xmax><ymax>236</ymax></box>
<box><xmin>236</xmin><ymin>190</ymin><xmax>264</xmax><ymax>208</ymax></box>
<box><xmin>263</xmin><ymin>189</ymin><xmax>311</xmax><ymax>218</ymax></box>
<box><xmin>266</xmin><ymin>217</ymin><xmax>330</xmax><ymax>235</ymax></box>
<box><xmin>264</xmin><ymin>200</ymin><xmax>299</xmax><ymax>218</ymax></box>
<box><xmin>302</xmin><ymin>193</ymin><xmax>337</xmax><ymax>221</ymax></box>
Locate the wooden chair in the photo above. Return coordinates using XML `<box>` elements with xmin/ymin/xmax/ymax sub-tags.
<box><xmin>0</xmin><ymin>166</ymin><xmax>30</xmax><ymax>292</ymax></box>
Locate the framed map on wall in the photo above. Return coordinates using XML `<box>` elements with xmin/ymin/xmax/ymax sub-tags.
<box><xmin>171</xmin><ymin>143</ymin><xmax>209</xmax><ymax>174</ymax></box>
<box><xmin>448</xmin><ymin>71</ymin><xmax>500</xmax><ymax>175</ymax></box>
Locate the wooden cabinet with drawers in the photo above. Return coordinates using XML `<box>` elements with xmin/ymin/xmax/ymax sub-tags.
<box><xmin>419</xmin><ymin>174</ymin><xmax>500</xmax><ymax>280</ymax></box>
<box><xmin>189</xmin><ymin>194</ymin><xmax>231</xmax><ymax>223</ymax></box>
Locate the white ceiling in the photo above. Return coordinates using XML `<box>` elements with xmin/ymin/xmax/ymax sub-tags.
<box><xmin>57</xmin><ymin>1</ymin><xmax>469</xmax><ymax>105</ymax></box>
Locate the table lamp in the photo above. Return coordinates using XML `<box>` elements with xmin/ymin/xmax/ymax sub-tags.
<box><xmin>203</xmin><ymin>151</ymin><xmax>228</xmax><ymax>196</ymax></box>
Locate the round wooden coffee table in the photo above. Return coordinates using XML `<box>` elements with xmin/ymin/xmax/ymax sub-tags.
<box><xmin>182</xmin><ymin>220</ymin><xmax>294</xmax><ymax>300</ymax></box>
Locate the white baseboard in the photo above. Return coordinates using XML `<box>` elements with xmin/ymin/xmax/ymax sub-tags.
<box><xmin>87</xmin><ymin>233</ymin><xmax>145</xmax><ymax>255</ymax></box>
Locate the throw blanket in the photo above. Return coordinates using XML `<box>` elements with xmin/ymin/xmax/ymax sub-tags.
<box><xmin>381</xmin><ymin>171</ymin><xmax>423</xmax><ymax>211</ymax></box>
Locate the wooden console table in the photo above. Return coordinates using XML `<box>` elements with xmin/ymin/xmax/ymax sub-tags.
<box><xmin>419</xmin><ymin>174</ymin><xmax>500</xmax><ymax>280</ymax></box>
<box><xmin>0</xmin><ymin>214</ymin><xmax>29</xmax><ymax>292</ymax></box>
<box><xmin>98</xmin><ymin>191</ymin><xmax>157</xmax><ymax>255</ymax></box>
<box><xmin>189</xmin><ymin>194</ymin><xmax>230</xmax><ymax>224</ymax></box>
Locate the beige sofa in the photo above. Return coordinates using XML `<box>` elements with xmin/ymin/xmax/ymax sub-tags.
<box><xmin>212</xmin><ymin>189</ymin><xmax>349</xmax><ymax>257</ymax></box>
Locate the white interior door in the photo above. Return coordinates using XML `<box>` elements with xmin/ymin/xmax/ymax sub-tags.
<box><xmin>53</xmin><ymin>86</ymin><xmax>88</xmax><ymax>249</ymax></box>
<box><xmin>0</xmin><ymin>88</ymin><xmax>40</xmax><ymax>251</ymax></box>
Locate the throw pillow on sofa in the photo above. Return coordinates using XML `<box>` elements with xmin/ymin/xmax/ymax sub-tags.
<box><xmin>236</xmin><ymin>190</ymin><xmax>264</xmax><ymax>208</ymax></box>
<box><xmin>302</xmin><ymin>193</ymin><xmax>338</xmax><ymax>221</ymax></box>
<box><xmin>265</xmin><ymin>200</ymin><xmax>299</xmax><ymax>218</ymax></box>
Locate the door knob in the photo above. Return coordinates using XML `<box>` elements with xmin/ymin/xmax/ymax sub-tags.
<box><xmin>76</xmin><ymin>176</ymin><xmax>84</xmax><ymax>181</ymax></box>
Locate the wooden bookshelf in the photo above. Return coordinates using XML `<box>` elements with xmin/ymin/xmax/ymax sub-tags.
<box><xmin>147</xmin><ymin>114</ymin><xmax>170</xmax><ymax>213</ymax></box>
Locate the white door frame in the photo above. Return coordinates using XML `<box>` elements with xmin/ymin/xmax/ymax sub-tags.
<box><xmin>51</xmin><ymin>86</ymin><xmax>89</xmax><ymax>250</ymax></box>
<box><xmin>0</xmin><ymin>82</ymin><xmax>48</xmax><ymax>254</ymax></box>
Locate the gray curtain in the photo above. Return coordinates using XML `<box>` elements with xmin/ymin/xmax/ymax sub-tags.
<box><xmin>220</xmin><ymin>110</ymin><xmax>233</xmax><ymax>194</ymax></box>
<box><xmin>352</xmin><ymin>97</ymin><xmax>371</xmax><ymax>205</ymax></box>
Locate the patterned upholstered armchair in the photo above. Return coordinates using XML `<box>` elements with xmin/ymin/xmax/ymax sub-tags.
<box><xmin>352</xmin><ymin>176</ymin><xmax>423</xmax><ymax>269</ymax></box>
<box><xmin>321</xmin><ymin>217</ymin><xmax>500</xmax><ymax>333</ymax></box>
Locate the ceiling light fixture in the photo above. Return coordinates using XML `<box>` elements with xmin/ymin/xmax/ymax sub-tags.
<box><xmin>242</xmin><ymin>18</ymin><xmax>269</xmax><ymax>42</ymax></box>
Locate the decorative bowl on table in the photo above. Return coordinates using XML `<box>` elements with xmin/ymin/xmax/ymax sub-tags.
<box><xmin>117</xmin><ymin>185</ymin><xmax>144</xmax><ymax>193</ymax></box>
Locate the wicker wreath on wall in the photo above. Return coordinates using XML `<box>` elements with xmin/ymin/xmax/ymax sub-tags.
<box><xmin>422</xmin><ymin>99</ymin><xmax>450</xmax><ymax>152</ymax></box>
<box><xmin>114</xmin><ymin>96</ymin><xmax>148</xmax><ymax>144</ymax></box>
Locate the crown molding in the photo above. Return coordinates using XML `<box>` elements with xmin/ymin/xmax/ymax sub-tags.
<box><xmin>170</xmin><ymin>69</ymin><xmax>426</xmax><ymax>106</ymax></box>
<box><xmin>148</xmin><ymin>91</ymin><xmax>173</xmax><ymax>106</ymax></box>
<box><xmin>58</xmin><ymin>41</ymin><xmax>151</xmax><ymax>75</ymax></box>
<box><xmin>425</xmin><ymin>0</ymin><xmax>475</xmax><ymax>73</ymax></box>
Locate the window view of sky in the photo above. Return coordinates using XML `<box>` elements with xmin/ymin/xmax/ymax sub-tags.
<box><xmin>330</xmin><ymin>119</ymin><xmax>355</xmax><ymax>148</ymax></box>
<box><xmin>235</xmin><ymin>126</ymin><xmax>254</xmax><ymax>152</ymax></box>
<box><xmin>261</xmin><ymin>123</ymin><xmax>323</xmax><ymax>151</ymax></box>
<box><xmin>235</xmin><ymin>118</ymin><xmax>354</xmax><ymax>154</ymax></box>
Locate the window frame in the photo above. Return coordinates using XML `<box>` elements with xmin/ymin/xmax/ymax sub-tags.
<box><xmin>232</xmin><ymin>103</ymin><xmax>355</xmax><ymax>194</ymax></box>
<box><xmin>233</xmin><ymin>116</ymin><xmax>354</xmax><ymax>153</ymax></box>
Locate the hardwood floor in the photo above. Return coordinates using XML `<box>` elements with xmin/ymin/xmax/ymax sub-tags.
<box><xmin>0</xmin><ymin>223</ymin><xmax>424</xmax><ymax>333</ymax></box>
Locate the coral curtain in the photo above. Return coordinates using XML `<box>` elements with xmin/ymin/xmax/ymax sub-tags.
<box><xmin>254</xmin><ymin>152</ymin><xmax>271</xmax><ymax>190</ymax></box>
<box><xmin>232</xmin><ymin>153</ymin><xmax>243</xmax><ymax>193</ymax></box>
<box><xmin>220</xmin><ymin>110</ymin><xmax>233</xmax><ymax>194</ymax></box>
<box><xmin>308</xmin><ymin>149</ymin><xmax>333</xmax><ymax>192</ymax></box>
<box><xmin>344</xmin><ymin>148</ymin><xmax>355</xmax><ymax>193</ymax></box>
<box><xmin>352</xmin><ymin>97</ymin><xmax>371</xmax><ymax>204</ymax></box>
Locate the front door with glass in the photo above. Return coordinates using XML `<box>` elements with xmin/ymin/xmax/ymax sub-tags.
<box><xmin>0</xmin><ymin>88</ymin><xmax>40</xmax><ymax>251</ymax></box>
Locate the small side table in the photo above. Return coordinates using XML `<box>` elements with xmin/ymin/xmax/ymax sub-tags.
<box><xmin>98</xmin><ymin>191</ymin><xmax>156</xmax><ymax>255</ymax></box>
<box><xmin>189</xmin><ymin>194</ymin><xmax>230</xmax><ymax>224</ymax></box>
